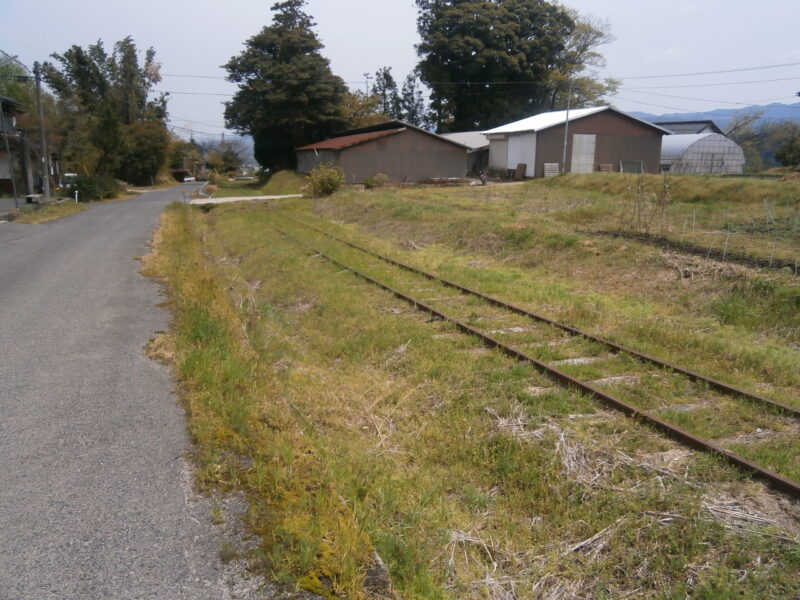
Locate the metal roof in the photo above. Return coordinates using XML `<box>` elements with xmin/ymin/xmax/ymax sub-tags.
<box><xmin>297</xmin><ymin>120</ymin><xmax>471</xmax><ymax>152</ymax></box>
<box><xmin>0</xmin><ymin>95</ymin><xmax>25</xmax><ymax>114</ymax></box>
<box><xmin>440</xmin><ymin>131</ymin><xmax>489</xmax><ymax>150</ymax></box>
<box><xmin>654</xmin><ymin>120</ymin><xmax>723</xmax><ymax>135</ymax></box>
<box><xmin>296</xmin><ymin>128</ymin><xmax>405</xmax><ymax>151</ymax></box>
<box><xmin>660</xmin><ymin>133</ymin><xmax>717</xmax><ymax>159</ymax></box>
<box><xmin>484</xmin><ymin>106</ymin><xmax>670</xmax><ymax>135</ymax></box>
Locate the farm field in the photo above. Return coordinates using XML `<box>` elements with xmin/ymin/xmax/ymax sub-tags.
<box><xmin>146</xmin><ymin>174</ymin><xmax>800</xmax><ymax>599</ymax></box>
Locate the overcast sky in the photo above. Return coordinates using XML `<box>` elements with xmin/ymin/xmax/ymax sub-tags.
<box><xmin>5</xmin><ymin>0</ymin><xmax>800</xmax><ymax>141</ymax></box>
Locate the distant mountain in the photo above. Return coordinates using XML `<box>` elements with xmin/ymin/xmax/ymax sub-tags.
<box><xmin>628</xmin><ymin>102</ymin><xmax>800</xmax><ymax>132</ymax></box>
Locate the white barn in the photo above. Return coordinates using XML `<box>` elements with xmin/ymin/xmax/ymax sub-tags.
<box><xmin>660</xmin><ymin>133</ymin><xmax>745</xmax><ymax>174</ymax></box>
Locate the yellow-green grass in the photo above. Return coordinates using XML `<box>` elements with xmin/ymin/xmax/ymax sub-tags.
<box><xmin>270</xmin><ymin>209</ymin><xmax>799</xmax><ymax>479</ymax></box>
<box><xmin>538</xmin><ymin>173</ymin><xmax>800</xmax><ymax>264</ymax></box>
<box><xmin>214</xmin><ymin>170</ymin><xmax>305</xmax><ymax>198</ymax></box>
<box><xmin>149</xmin><ymin>201</ymin><xmax>800</xmax><ymax>598</ymax></box>
<box><xmin>11</xmin><ymin>200</ymin><xmax>87</xmax><ymax>223</ymax></box>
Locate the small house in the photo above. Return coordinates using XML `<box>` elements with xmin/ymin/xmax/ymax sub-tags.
<box><xmin>296</xmin><ymin>121</ymin><xmax>469</xmax><ymax>184</ymax></box>
<box><xmin>660</xmin><ymin>133</ymin><xmax>745</xmax><ymax>174</ymax></box>
<box><xmin>484</xmin><ymin>106</ymin><xmax>669</xmax><ymax>178</ymax></box>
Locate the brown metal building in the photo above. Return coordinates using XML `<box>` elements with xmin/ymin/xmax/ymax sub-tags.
<box><xmin>485</xmin><ymin>106</ymin><xmax>668</xmax><ymax>178</ymax></box>
<box><xmin>296</xmin><ymin>121</ymin><xmax>469</xmax><ymax>184</ymax></box>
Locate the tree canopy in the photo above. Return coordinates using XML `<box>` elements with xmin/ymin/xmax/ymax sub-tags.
<box><xmin>415</xmin><ymin>0</ymin><xmax>614</xmax><ymax>131</ymax></box>
<box><xmin>224</xmin><ymin>0</ymin><xmax>349</xmax><ymax>171</ymax></box>
<box><xmin>42</xmin><ymin>37</ymin><xmax>169</xmax><ymax>186</ymax></box>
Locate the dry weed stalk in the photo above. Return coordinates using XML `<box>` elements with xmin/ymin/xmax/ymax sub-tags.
<box><xmin>565</xmin><ymin>516</ymin><xmax>628</xmax><ymax>560</ymax></box>
<box><xmin>485</xmin><ymin>405</ymin><xmax>554</xmax><ymax>440</ymax></box>
<box><xmin>530</xmin><ymin>574</ymin><xmax>588</xmax><ymax>600</ymax></box>
<box><xmin>471</xmin><ymin>574</ymin><xmax>518</xmax><ymax>600</ymax></box>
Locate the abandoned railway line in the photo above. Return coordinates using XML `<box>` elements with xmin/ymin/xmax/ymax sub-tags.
<box><xmin>270</xmin><ymin>215</ymin><xmax>800</xmax><ymax>499</ymax></box>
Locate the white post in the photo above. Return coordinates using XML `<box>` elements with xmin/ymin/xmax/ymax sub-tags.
<box><xmin>560</xmin><ymin>77</ymin><xmax>572</xmax><ymax>174</ymax></box>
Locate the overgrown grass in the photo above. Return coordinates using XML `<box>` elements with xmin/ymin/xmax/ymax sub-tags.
<box><xmin>10</xmin><ymin>200</ymin><xmax>87</xmax><ymax>223</ymax></box>
<box><xmin>214</xmin><ymin>170</ymin><xmax>305</xmax><ymax>198</ymax></box>
<box><xmin>149</xmin><ymin>200</ymin><xmax>800</xmax><ymax>598</ymax></box>
<box><xmin>539</xmin><ymin>172</ymin><xmax>800</xmax><ymax>265</ymax></box>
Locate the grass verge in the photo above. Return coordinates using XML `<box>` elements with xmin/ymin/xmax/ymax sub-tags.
<box><xmin>214</xmin><ymin>170</ymin><xmax>305</xmax><ymax>198</ymax></box>
<box><xmin>147</xmin><ymin>200</ymin><xmax>800</xmax><ymax>598</ymax></box>
<box><xmin>10</xmin><ymin>200</ymin><xmax>87</xmax><ymax>223</ymax></box>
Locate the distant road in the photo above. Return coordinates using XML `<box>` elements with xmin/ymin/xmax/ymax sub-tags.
<box><xmin>0</xmin><ymin>188</ymin><xmax>241</xmax><ymax>599</ymax></box>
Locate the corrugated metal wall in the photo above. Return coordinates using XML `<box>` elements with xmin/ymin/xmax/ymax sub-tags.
<box><xmin>296</xmin><ymin>149</ymin><xmax>340</xmax><ymax>174</ymax></box>
<box><xmin>338</xmin><ymin>129</ymin><xmax>467</xmax><ymax>183</ymax></box>
<box><xmin>506</xmin><ymin>133</ymin><xmax>537</xmax><ymax>176</ymax></box>
<box><xmin>536</xmin><ymin>112</ymin><xmax>663</xmax><ymax>177</ymax></box>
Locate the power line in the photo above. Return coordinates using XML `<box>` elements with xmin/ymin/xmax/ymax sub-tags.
<box><xmin>619</xmin><ymin>88</ymin><xmax>800</xmax><ymax>107</ymax></box>
<box><xmin>626</xmin><ymin>75</ymin><xmax>800</xmax><ymax>90</ymax></box>
<box><xmin>169</xmin><ymin>115</ymin><xmax>228</xmax><ymax>129</ymax></box>
<box><xmin>167</xmin><ymin>123</ymin><xmax>225</xmax><ymax>137</ymax></box>
<box><xmin>159</xmin><ymin>90</ymin><xmax>234</xmax><ymax>97</ymax></box>
<box><xmin>618</xmin><ymin>61</ymin><xmax>800</xmax><ymax>80</ymax></box>
<box><xmin>612</xmin><ymin>95</ymin><xmax>800</xmax><ymax>120</ymax></box>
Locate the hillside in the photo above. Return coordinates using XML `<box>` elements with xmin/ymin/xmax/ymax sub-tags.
<box><xmin>629</xmin><ymin>101</ymin><xmax>800</xmax><ymax>131</ymax></box>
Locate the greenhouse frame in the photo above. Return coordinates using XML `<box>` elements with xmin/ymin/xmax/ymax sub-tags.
<box><xmin>660</xmin><ymin>133</ymin><xmax>745</xmax><ymax>174</ymax></box>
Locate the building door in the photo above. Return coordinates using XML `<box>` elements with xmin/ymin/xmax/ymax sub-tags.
<box><xmin>570</xmin><ymin>134</ymin><xmax>596</xmax><ymax>173</ymax></box>
<box><xmin>507</xmin><ymin>133</ymin><xmax>536</xmax><ymax>177</ymax></box>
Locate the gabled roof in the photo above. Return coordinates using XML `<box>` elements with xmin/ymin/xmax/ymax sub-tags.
<box><xmin>659</xmin><ymin>133</ymin><xmax>743</xmax><ymax>160</ymax></box>
<box><xmin>484</xmin><ymin>106</ymin><xmax>670</xmax><ymax>136</ymax></box>
<box><xmin>654</xmin><ymin>120</ymin><xmax>723</xmax><ymax>135</ymax></box>
<box><xmin>440</xmin><ymin>131</ymin><xmax>489</xmax><ymax>150</ymax></box>
<box><xmin>296</xmin><ymin>120</ymin><xmax>470</xmax><ymax>152</ymax></box>
<box><xmin>0</xmin><ymin>96</ymin><xmax>25</xmax><ymax>115</ymax></box>
<box><xmin>296</xmin><ymin>128</ymin><xmax>404</xmax><ymax>151</ymax></box>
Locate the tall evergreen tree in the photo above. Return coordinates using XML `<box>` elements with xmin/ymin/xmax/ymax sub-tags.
<box><xmin>399</xmin><ymin>73</ymin><xmax>427</xmax><ymax>127</ymax></box>
<box><xmin>224</xmin><ymin>0</ymin><xmax>349</xmax><ymax>171</ymax></box>
<box><xmin>372</xmin><ymin>67</ymin><xmax>401</xmax><ymax>119</ymax></box>
<box><xmin>415</xmin><ymin>0</ymin><xmax>574</xmax><ymax>131</ymax></box>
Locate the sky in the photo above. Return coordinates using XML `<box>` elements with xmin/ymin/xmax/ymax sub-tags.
<box><xmin>4</xmin><ymin>0</ymin><xmax>800</xmax><ymax>142</ymax></box>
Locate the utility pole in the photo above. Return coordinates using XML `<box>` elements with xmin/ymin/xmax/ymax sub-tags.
<box><xmin>560</xmin><ymin>76</ymin><xmax>573</xmax><ymax>174</ymax></box>
<box><xmin>363</xmin><ymin>72</ymin><xmax>372</xmax><ymax>96</ymax></box>
<box><xmin>33</xmin><ymin>62</ymin><xmax>50</xmax><ymax>199</ymax></box>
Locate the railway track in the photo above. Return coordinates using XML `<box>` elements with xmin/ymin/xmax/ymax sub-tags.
<box><xmin>270</xmin><ymin>216</ymin><xmax>800</xmax><ymax>498</ymax></box>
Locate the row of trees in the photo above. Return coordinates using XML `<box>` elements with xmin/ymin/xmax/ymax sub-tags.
<box><xmin>224</xmin><ymin>0</ymin><xmax>616</xmax><ymax>171</ymax></box>
<box><xmin>725</xmin><ymin>112</ymin><xmax>800</xmax><ymax>171</ymax></box>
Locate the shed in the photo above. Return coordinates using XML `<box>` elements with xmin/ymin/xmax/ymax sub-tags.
<box><xmin>484</xmin><ymin>106</ymin><xmax>668</xmax><ymax>178</ymax></box>
<box><xmin>296</xmin><ymin>121</ymin><xmax>469</xmax><ymax>184</ymax></box>
<box><xmin>660</xmin><ymin>133</ymin><xmax>745</xmax><ymax>174</ymax></box>
<box><xmin>0</xmin><ymin>96</ymin><xmax>27</xmax><ymax>197</ymax></box>
<box><xmin>439</xmin><ymin>131</ymin><xmax>489</xmax><ymax>174</ymax></box>
<box><xmin>653</xmin><ymin>120</ymin><xmax>724</xmax><ymax>135</ymax></box>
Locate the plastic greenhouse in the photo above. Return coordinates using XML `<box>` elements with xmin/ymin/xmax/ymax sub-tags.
<box><xmin>660</xmin><ymin>133</ymin><xmax>745</xmax><ymax>174</ymax></box>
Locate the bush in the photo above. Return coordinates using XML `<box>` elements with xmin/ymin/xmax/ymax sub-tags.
<box><xmin>363</xmin><ymin>173</ymin><xmax>389</xmax><ymax>189</ymax></box>
<box><xmin>72</xmin><ymin>174</ymin><xmax>121</xmax><ymax>201</ymax></box>
<box><xmin>307</xmin><ymin>163</ymin><xmax>344</xmax><ymax>196</ymax></box>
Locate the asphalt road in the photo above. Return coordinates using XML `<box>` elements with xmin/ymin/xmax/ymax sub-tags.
<box><xmin>0</xmin><ymin>188</ymin><xmax>252</xmax><ymax>599</ymax></box>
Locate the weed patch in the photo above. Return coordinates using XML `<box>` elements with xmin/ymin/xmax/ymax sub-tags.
<box><xmin>147</xmin><ymin>200</ymin><xmax>800</xmax><ymax>598</ymax></box>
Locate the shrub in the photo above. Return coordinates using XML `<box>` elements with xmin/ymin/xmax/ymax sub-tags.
<box><xmin>72</xmin><ymin>174</ymin><xmax>121</xmax><ymax>201</ymax></box>
<box><xmin>363</xmin><ymin>173</ymin><xmax>389</xmax><ymax>189</ymax></box>
<box><xmin>307</xmin><ymin>163</ymin><xmax>344</xmax><ymax>196</ymax></box>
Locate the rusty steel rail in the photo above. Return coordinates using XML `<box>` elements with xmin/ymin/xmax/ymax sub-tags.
<box><xmin>272</xmin><ymin>225</ymin><xmax>800</xmax><ymax>499</ymax></box>
<box><xmin>288</xmin><ymin>219</ymin><xmax>800</xmax><ymax>421</ymax></box>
